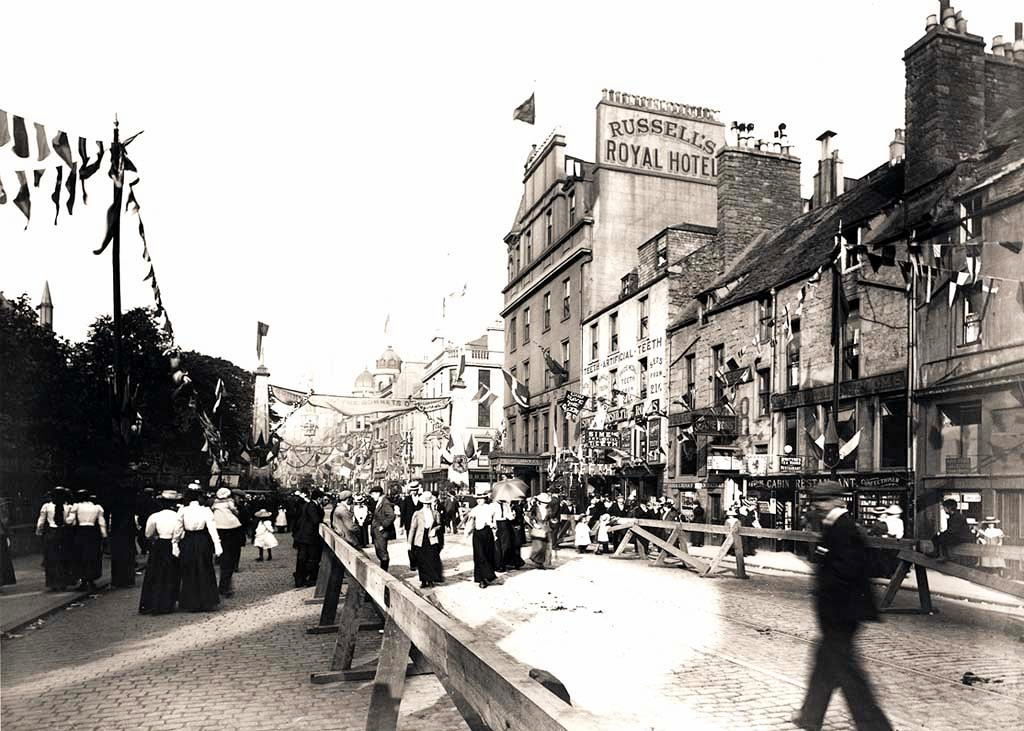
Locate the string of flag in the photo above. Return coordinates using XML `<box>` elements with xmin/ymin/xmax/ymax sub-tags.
<box><xmin>0</xmin><ymin>108</ymin><xmax>106</xmax><ymax>228</ymax></box>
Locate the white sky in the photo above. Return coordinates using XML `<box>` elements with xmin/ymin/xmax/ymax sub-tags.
<box><xmin>3</xmin><ymin>1</ymin><xmax>1018</xmax><ymax>394</ymax></box>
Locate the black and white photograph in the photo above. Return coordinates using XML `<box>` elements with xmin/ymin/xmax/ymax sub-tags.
<box><xmin>2</xmin><ymin>1</ymin><xmax>1023</xmax><ymax>729</ymax></box>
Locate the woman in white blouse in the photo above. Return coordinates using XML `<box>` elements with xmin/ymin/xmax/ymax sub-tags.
<box><xmin>35</xmin><ymin>486</ymin><xmax>76</xmax><ymax>591</ymax></box>
<box><xmin>464</xmin><ymin>490</ymin><xmax>498</xmax><ymax>588</ymax></box>
<box><xmin>139</xmin><ymin>491</ymin><xmax>183</xmax><ymax>614</ymax></box>
<box><xmin>176</xmin><ymin>487</ymin><xmax>222</xmax><ymax>612</ymax></box>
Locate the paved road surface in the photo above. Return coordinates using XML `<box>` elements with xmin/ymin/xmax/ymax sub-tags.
<box><xmin>3</xmin><ymin>534</ymin><xmax>1023</xmax><ymax>731</ymax></box>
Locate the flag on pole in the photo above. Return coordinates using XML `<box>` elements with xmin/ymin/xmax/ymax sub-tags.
<box><xmin>256</xmin><ymin>321</ymin><xmax>269</xmax><ymax>359</ymax></box>
<box><xmin>838</xmin><ymin>429</ymin><xmax>861</xmax><ymax>460</ymax></box>
<box><xmin>502</xmin><ymin>367</ymin><xmax>530</xmax><ymax>409</ymax></box>
<box><xmin>541</xmin><ymin>346</ymin><xmax>569</xmax><ymax>385</ymax></box>
<box><xmin>213</xmin><ymin>378</ymin><xmax>224</xmax><ymax>413</ymax></box>
<box><xmin>513</xmin><ymin>93</ymin><xmax>535</xmax><ymax>124</ymax></box>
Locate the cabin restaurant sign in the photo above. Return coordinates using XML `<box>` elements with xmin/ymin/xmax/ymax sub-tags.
<box><xmin>597</xmin><ymin>90</ymin><xmax>724</xmax><ymax>181</ymax></box>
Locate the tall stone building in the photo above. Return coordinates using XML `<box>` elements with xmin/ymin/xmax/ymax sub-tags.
<box><xmin>497</xmin><ymin>92</ymin><xmax>725</xmax><ymax>495</ymax></box>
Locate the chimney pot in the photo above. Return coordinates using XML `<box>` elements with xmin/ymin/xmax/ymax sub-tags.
<box><xmin>944</xmin><ymin>14</ymin><xmax>957</xmax><ymax>31</ymax></box>
<box><xmin>939</xmin><ymin>0</ymin><xmax>950</xmax><ymax>14</ymax></box>
<box><xmin>992</xmin><ymin>34</ymin><xmax>1004</xmax><ymax>53</ymax></box>
<box><xmin>956</xmin><ymin>17</ymin><xmax>967</xmax><ymax>35</ymax></box>
<box><xmin>926</xmin><ymin>14</ymin><xmax>938</xmax><ymax>30</ymax></box>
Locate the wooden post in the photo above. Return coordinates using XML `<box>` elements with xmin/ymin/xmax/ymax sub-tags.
<box><xmin>880</xmin><ymin>559</ymin><xmax>912</xmax><ymax>609</ymax></box>
<box><xmin>312</xmin><ymin>545</ymin><xmax>330</xmax><ymax>599</ymax></box>
<box><xmin>702</xmin><ymin>532</ymin><xmax>734</xmax><ymax>577</ymax></box>
<box><xmin>732</xmin><ymin>523</ymin><xmax>748</xmax><ymax>580</ymax></box>
<box><xmin>611</xmin><ymin>525</ymin><xmax>634</xmax><ymax>557</ymax></box>
<box><xmin>654</xmin><ymin>527</ymin><xmax>680</xmax><ymax>567</ymax></box>
<box><xmin>366</xmin><ymin>615</ymin><xmax>414</xmax><ymax>731</ymax></box>
<box><xmin>914</xmin><ymin>563</ymin><xmax>933</xmax><ymax>613</ymax></box>
<box><xmin>330</xmin><ymin>572</ymin><xmax>366</xmax><ymax>671</ymax></box>
<box><xmin>317</xmin><ymin>556</ymin><xmax>345</xmax><ymax>628</ymax></box>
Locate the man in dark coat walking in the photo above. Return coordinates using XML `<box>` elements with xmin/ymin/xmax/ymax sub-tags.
<box><xmin>929</xmin><ymin>498</ymin><xmax>974</xmax><ymax>559</ymax></box>
<box><xmin>793</xmin><ymin>481</ymin><xmax>891</xmax><ymax>731</ymax></box>
<box><xmin>369</xmin><ymin>485</ymin><xmax>396</xmax><ymax>571</ymax></box>
<box><xmin>292</xmin><ymin>490</ymin><xmax>325</xmax><ymax>588</ymax></box>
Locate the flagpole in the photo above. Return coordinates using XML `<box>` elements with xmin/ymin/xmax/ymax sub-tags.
<box><xmin>112</xmin><ymin>118</ymin><xmax>124</xmax><ymax>429</ymax></box>
<box><xmin>829</xmin><ymin>261</ymin><xmax>841</xmax><ymax>478</ymax></box>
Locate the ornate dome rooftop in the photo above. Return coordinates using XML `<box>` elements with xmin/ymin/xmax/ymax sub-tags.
<box><xmin>376</xmin><ymin>346</ymin><xmax>402</xmax><ymax>371</ymax></box>
<box><xmin>354</xmin><ymin>368</ymin><xmax>375</xmax><ymax>390</ymax></box>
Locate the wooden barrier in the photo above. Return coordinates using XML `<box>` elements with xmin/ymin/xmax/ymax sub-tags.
<box><xmin>603</xmin><ymin>517</ymin><xmax>1024</xmax><ymax>612</ymax></box>
<box><xmin>313</xmin><ymin>524</ymin><xmax>615</xmax><ymax>731</ymax></box>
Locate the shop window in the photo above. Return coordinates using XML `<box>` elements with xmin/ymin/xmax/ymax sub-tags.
<box><xmin>784</xmin><ymin>411</ymin><xmax>798</xmax><ymax>454</ymax></box>
<box><xmin>880</xmin><ymin>397</ymin><xmax>907</xmax><ymax>468</ymax></box>
<box><xmin>639</xmin><ymin>357</ymin><xmax>649</xmax><ymax>398</ymax></box>
<box><xmin>757</xmin><ymin>369</ymin><xmax>771</xmax><ymax>417</ymax></box>
<box><xmin>639</xmin><ymin>296</ymin><xmax>649</xmax><ymax>340</ymax></box>
<box><xmin>961</xmin><ymin>284</ymin><xmax>983</xmax><ymax>345</ymax></box>
<box><xmin>562</xmin><ymin>278</ymin><xmax>571</xmax><ymax>320</ymax></box>
<box><xmin>685</xmin><ymin>354</ymin><xmax>696</xmax><ymax>408</ymax></box>
<box><xmin>787</xmin><ymin>318</ymin><xmax>801</xmax><ymax>390</ymax></box>
<box><xmin>938</xmin><ymin>401</ymin><xmax>981</xmax><ymax>473</ymax></box>
<box><xmin>523</xmin><ymin>307</ymin><xmax>530</xmax><ymax>342</ymax></box>
<box><xmin>757</xmin><ymin>298</ymin><xmax>772</xmax><ymax>343</ymax></box>
<box><xmin>712</xmin><ymin>344</ymin><xmax>725</xmax><ymax>403</ymax></box>
<box><xmin>609</xmin><ymin>312</ymin><xmax>619</xmax><ymax>353</ymax></box>
<box><xmin>837</xmin><ymin>404</ymin><xmax>857</xmax><ymax>470</ymax></box>
<box><xmin>590</xmin><ymin>323</ymin><xmax>599</xmax><ymax>361</ymax></box>
<box><xmin>843</xmin><ymin>298</ymin><xmax>860</xmax><ymax>380</ymax></box>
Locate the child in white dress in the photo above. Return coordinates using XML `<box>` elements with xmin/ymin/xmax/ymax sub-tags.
<box><xmin>253</xmin><ymin>510</ymin><xmax>279</xmax><ymax>561</ymax></box>
<box><xmin>574</xmin><ymin>516</ymin><xmax>592</xmax><ymax>554</ymax></box>
<box><xmin>595</xmin><ymin>513</ymin><xmax>611</xmax><ymax>555</ymax></box>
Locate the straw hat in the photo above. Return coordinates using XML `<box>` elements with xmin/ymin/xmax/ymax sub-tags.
<box><xmin>216</xmin><ymin>487</ymin><xmax>232</xmax><ymax>499</ymax></box>
<box><xmin>254</xmin><ymin>509</ymin><xmax>272</xmax><ymax>518</ymax></box>
<box><xmin>419</xmin><ymin>491</ymin><xmax>436</xmax><ymax>505</ymax></box>
<box><xmin>159</xmin><ymin>490</ymin><xmax>181</xmax><ymax>501</ymax></box>
<box><xmin>982</xmin><ymin>516</ymin><xmax>1000</xmax><ymax>524</ymax></box>
<box><xmin>885</xmin><ymin>505</ymin><xmax>902</xmax><ymax>515</ymax></box>
<box><xmin>536</xmin><ymin>492</ymin><xmax>552</xmax><ymax>504</ymax></box>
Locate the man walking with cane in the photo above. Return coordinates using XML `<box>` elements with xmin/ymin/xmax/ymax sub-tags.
<box><xmin>793</xmin><ymin>481</ymin><xmax>892</xmax><ymax>731</ymax></box>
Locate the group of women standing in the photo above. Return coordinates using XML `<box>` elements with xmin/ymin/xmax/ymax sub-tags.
<box><xmin>138</xmin><ymin>487</ymin><xmax>224</xmax><ymax>614</ymax></box>
<box><xmin>35</xmin><ymin>486</ymin><xmax>108</xmax><ymax>591</ymax></box>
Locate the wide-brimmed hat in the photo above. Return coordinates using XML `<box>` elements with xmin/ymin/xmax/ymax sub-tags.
<box><xmin>983</xmin><ymin>516</ymin><xmax>1000</xmax><ymax>524</ymax></box>
<box><xmin>159</xmin><ymin>490</ymin><xmax>181</xmax><ymax>501</ymax></box>
<box><xmin>536</xmin><ymin>492</ymin><xmax>552</xmax><ymax>504</ymax></box>
<box><xmin>810</xmin><ymin>481</ymin><xmax>845</xmax><ymax>499</ymax></box>
<box><xmin>599</xmin><ymin>512</ymin><xmax>610</xmax><ymax>522</ymax></box>
<box><xmin>885</xmin><ymin>505</ymin><xmax>902</xmax><ymax>515</ymax></box>
<box><xmin>338</xmin><ymin>490</ymin><xmax>353</xmax><ymax>501</ymax></box>
<box><xmin>216</xmin><ymin>487</ymin><xmax>232</xmax><ymax>499</ymax></box>
<box><xmin>473</xmin><ymin>484</ymin><xmax>490</xmax><ymax>497</ymax></box>
<box><xmin>419</xmin><ymin>491</ymin><xmax>436</xmax><ymax>505</ymax></box>
<box><xmin>254</xmin><ymin>509</ymin><xmax>272</xmax><ymax>518</ymax></box>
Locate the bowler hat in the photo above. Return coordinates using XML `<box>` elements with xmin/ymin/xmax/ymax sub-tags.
<box><xmin>810</xmin><ymin>481</ymin><xmax>845</xmax><ymax>499</ymax></box>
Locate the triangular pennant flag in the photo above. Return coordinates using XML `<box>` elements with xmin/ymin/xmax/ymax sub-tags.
<box><xmin>823</xmin><ymin>412</ymin><xmax>839</xmax><ymax>467</ymax></box>
<box><xmin>964</xmin><ymin>239</ymin><xmax>982</xmax><ymax>258</ymax></box>
<box><xmin>94</xmin><ymin>196</ymin><xmax>118</xmax><ymax>255</ymax></box>
<box><xmin>932</xmin><ymin>242</ymin><xmax>943</xmax><ymax>261</ymax></box>
<box><xmin>34</xmin><ymin>123</ymin><xmax>50</xmax><ymax>161</ymax></box>
<box><xmin>51</xmin><ymin>166</ymin><xmax>62</xmax><ymax>225</ymax></box>
<box><xmin>33</xmin><ymin>169</ymin><xmax>45</xmax><ymax>188</ymax></box>
<box><xmin>51</xmin><ymin>131</ymin><xmax>74</xmax><ymax>166</ymax></box>
<box><xmin>966</xmin><ymin>255</ymin><xmax>981</xmax><ymax>284</ymax></box>
<box><xmin>465</xmin><ymin>433</ymin><xmax>476</xmax><ymax>460</ymax></box>
<box><xmin>12</xmin><ymin>116</ymin><xmax>29</xmax><ymax>158</ymax></box>
<box><xmin>925</xmin><ymin>266</ymin><xmax>933</xmax><ymax>305</ymax></box>
<box><xmin>513</xmin><ymin>93</ymin><xmax>535</xmax><ymax>124</ymax></box>
<box><xmin>502</xmin><ymin>367</ymin><xmax>530</xmax><ymax>409</ymax></box>
<box><xmin>838</xmin><ymin>428</ymin><xmax>861</xmax><ymax>460</ymax></box>
<box><xmin>79</xmin><ymin>139</ymin><xmax>104</xmax><ymax>202</ymax></box>
<box><xmin>201</xmin><ymin>437</ymin><xmax>209</xmax><ymax>453</ymax></box>
<box><xmin>948</xmin><ymin>280</ymin><xmax>958</xmax><ymax>308</ymax></box>
<box><xmin>143</xmin><ymin>265</ymin><xmax>155</xmax><ymax>281</ymax></box>
<box><xmin>998</xmin><ymin>240</ymin><xmax>1023</xmax><ymax>255</ymax></box>
<box><xmin>14</xmin><ymin>171</ymin><xmax>30</xmax><ymax>227</ymax></box>
<box><xmin>0</xmin><ymin>110</ymin><xmax>9</xmax><ymax>147</ymax></box>
<box><xmin>897</xmin><ymin>260</ymin><xmax>911</xmax><ymax>284</ymax></box>
<box><xmin>64</xmin><ymin>162</ymin><xmax>77</xmax><ymax>215</ymax></box>
<box><xmin>866</xmin><ymin>252</ymin><xmax>883</xmax><ymax>273</ymax></box>
<box><xmin>213</xmin><ymin>378</ymin><xmax>224</xmax><ymax>413</ymax></box>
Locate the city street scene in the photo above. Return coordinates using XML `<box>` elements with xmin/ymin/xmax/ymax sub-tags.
<box><xmin>2</xmin><ymin>2</ymin><xmax>1023</xmax><ymax>730</ymax></box>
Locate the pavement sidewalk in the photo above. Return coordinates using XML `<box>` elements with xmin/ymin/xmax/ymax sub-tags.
<box><xmin>0</xmin><ymin>553</ymin><xmax>111</xmax><ymax>635</ymax></box>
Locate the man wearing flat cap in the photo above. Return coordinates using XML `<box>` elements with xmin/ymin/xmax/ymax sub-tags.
<box><xmin>331</xmin><ymin>490</ymin><xmax>360</xmax><ymax>546</ymax></box>
<box><xmin>794</xmin><ymin>482</ymin><xmax>891</xmax><ymax>731</ymax></box>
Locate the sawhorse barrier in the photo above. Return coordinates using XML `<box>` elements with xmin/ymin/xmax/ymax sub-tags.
<box><xmin>310</xmin><ymin>524</ymin><xmax>615</xmax><ymax>731</ymax></box>
<box><xmin>605</xmin><ymin>518</ymin><xmax>1024</xmax><ymax>613</ymax></box>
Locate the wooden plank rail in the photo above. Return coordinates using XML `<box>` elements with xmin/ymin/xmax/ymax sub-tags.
<box><xmin>315</xmin><ymin>525</ymin><xmax>614</xmax><ymax>731</ymax></box>
<box><xmin>603</xmin><ymin>518</ymin><xmax>1023</xmax><ymax>613</ymax></box>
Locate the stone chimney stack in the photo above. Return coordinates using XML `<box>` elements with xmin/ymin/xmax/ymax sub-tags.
<box><xmin>889</xmin><ymin>129</ymin><xmax>906</xmax><ymax>166</ymax></box>
<box><xmin>812</xmin><ymin>131</ymin><xmax>844</xmax><ymax>208</ymax></box>
<box><xmin>37</xmin><ymin>280</ymin><xmax>53</xmax><ymax>330</ymax></box>
<box><xmin>904</xmin><ymin>1</ymin><xmax>986</xmax><ymax>192</ymax></box>
<box><xmin>715</xmin><ymin>136</ymin><xmax>802</xmax><ymax>263</ymax></box>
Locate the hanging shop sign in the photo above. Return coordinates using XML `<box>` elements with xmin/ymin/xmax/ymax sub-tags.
<box><xmin>746</xmin><ymin>472</ymin><xmax>912</xmax><ymax>492</ymax></box>
<box><xmin>584</xmin><ymin>429</ymin><xmax>622</xmax><ymax>450</ymax></box>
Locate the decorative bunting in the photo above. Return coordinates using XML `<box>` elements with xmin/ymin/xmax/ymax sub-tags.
<box><xmin>213</xmin><ymin>378</ymin><xmax>224</xmax><ymax>413</ymax></box>
<box><xmin>32</xmin><ymin>169</ymin><xmax>44</xmax><ymax>187</ymax></box>
<box><xmin>999</xmin><ymin>240</ymin><xmax>1023</xmax><ymax>254</ymax></box>
<box><xmin>34</xmin><ymin>122</ymin><xmax>50</xmax><ymax>161</ymax></box>
<box><xmin>12</xmin><ymin>116</ymin><xmax>29</xmax><ymax>157</ymax></box>
<box><xmin>0</xmin><ymin>110</ymin><xmax>9</xmax><ymax>147</ymax></box>
<box><xmin>51</xmin><ymin>131</ymin><xmax>73</xmax><ymax>166</ymax></box>
<box><xmin>64</xmin><ymin>162</ymin><xmax>77</xmax><ymax>214</ymax></box>
<box><xmin>13</xmin><ymin>171</ymin><xmax>30</xmax><ymax>227</ymax></box>
<box><xmin>50</xmin><ymin>166</ymin><xmax>62</xmax><ymax>225</ymax></box>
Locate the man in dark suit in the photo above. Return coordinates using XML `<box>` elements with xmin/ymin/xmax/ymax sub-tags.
<box><xmin>794</xmin><ymin>481</ymin><xmax>892</xmax><ymax>731</ymax></box>
<box><xmin>929</xmin><ymin>498</ymin><xmax>974</xmax><ymax>559</ymax></box>
<box><xmin>368</xmin><ymin>485</ymin><xmax>396</xmax><ymax>571</ymax></box>
<box><xmin>292</xmin><ymin>489</ymin><xmax>326</xmax><ymax>588</ymax></box>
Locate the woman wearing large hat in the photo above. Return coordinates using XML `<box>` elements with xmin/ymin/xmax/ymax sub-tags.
<box><xmin>139</xmin><ymin>491</ymin><xmax>183</xmax><ymax>614</ymax></box>
<box><xmin>527</xmin><ymin>493</ymin><xmax>557</xmax><ymax>569</ymax></box>
<box><xmin>979</xmin><ymin>517</ymin><xmax>1006</xmax><ymax>575</ymax></box>
<box><xmin>463</xmin><ymin>486</ymin><xmax>498</xmax><ymax>588</ymax></box>
<box><xmin>176</xmin><ymin>486</ymin><xmax>222</xmax><ymax>612</ymax></box>
<box><xmin>408</xmin><ymin>492</ymin><xmax>444</xmax><ymax>588</ymax></box>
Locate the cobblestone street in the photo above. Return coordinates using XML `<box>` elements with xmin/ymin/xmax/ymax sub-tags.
<box><xmin>3</xmin><ymin>537</ymin><xmax>1023</xmax><ymax>731</ymax></box>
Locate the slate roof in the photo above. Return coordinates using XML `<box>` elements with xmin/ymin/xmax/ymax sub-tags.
<box><xmin>702</xmin><ymin>161</ymin><xmax>905</xmax><ymax>312</ymax></box>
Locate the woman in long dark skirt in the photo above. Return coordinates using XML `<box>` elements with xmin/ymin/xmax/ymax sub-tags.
<box><xmin>35</xmin><ymin>487</ymin><xmax>74</xmax><ymax>590</ymax></box>
<box><xmin>495</xmin><ymin>500</ymin><xmax>525</xmax><ymax>571</ymax></box>
<box><xmin>176</xmin><ymin>488</ymin><xmax>222</xmax><ymax>612</ymax></box>
<box><xmin>1</xmin><ymin>506</ymin><xmax>17</xmax><ymax>587</ymax></box>
<box><xmin>464</xmin><ymin>492</ymin><xmax>497</xmax><ymax>588</ymax></box>
<box><xmin>139</xmin><ymin>492</ymin><xmax>182</xmax><ymax>614</ymax></box>
<box><xmin>72</xmin><ymin>490</ymin><xmax>107</xmax><ymax>590</ymax></box>
<box><xmin>408</xmin><ymin>492</ymin><xmax>444</xmax><ymax>588</ymax></box>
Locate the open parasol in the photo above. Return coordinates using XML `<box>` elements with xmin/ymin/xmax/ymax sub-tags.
<box><xmin>491</xmin><ymin>478</ymin><xmax>528</xmax><ymax>501</ymax></box>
